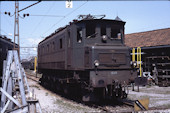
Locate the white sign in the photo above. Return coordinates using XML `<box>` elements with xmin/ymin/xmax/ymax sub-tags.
<box><xmin>66</xmin><ymin>0</ymin><xmax>73</xmax><ymax>8</ymax></box>
<box><xmin>111</xmin><ymin>71</ymin><xmax>118</xmax><ymax>75</ymax></box>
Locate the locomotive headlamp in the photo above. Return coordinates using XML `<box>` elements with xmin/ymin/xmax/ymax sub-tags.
<box><xmin>102</xmin><ymin>35</ymin><xmax>108</xmax><ymax>42</ymax></box>
<box><xmin>94</xmin><ymin>60</ymin><xmax>100</xmax><ymax>67</ymax></box>
<box><xmin>132</xmin><ymin>62</ymin><xmax>137</xmax><ymax>67</ymax></box>
<box><xmin>133</xmin><ymin>62</ymin><xmax>137</xmax><ymax>67</ymax></box>
<box><xmin>130</xmin><ymin>61</ymin><xmax>137</xmax><ymax>68</ymax></box>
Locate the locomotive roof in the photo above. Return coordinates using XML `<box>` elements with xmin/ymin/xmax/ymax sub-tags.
<box><xmin>39</xmin><ymin>19</ymin><xmax>125</xmax><ymax>45</ymax></box>
<box><xmin>73</xmin><ymin>19</ymin><xmax>126</xmax><ymax>28</ymax></box>
<box><xmin>0</xmin><ymin>35</ymin><xmax>18</xmax><ymax>46</ymax></box>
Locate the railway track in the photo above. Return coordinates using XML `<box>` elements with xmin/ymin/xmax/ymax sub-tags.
<box><xmin>24</xmin><ymin>71</ymin><xmax>170</xmax><ymax>112</ymax></box>
<box><xmin>120</xmin><ymin>99</ymin><xmax>134</xmax><ymax>107</ymax></box>
<box><xmin>25</xmin><ymin>72</ymin><xmax>135</xmax><ymax>112</ymax></box>
<box><xmin>25</xmin><ymin>72</ymin><xmax>40</xmax><ymax>83</ymax></box>
<box><xmin>86</xmin><ymin>102</ymin><xmax>134</xmax><ymax>112</ymax></box>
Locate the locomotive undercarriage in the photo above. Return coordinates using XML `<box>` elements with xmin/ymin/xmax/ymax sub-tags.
<box><xmin>82</xmin><ymin>82</ymin><xmax>127</xmax><ymax>102</ymax></box>
<box><xmin>40</xmin><ymin>69</ymin><xmax>130</xmax><ymax>102</ymax></box>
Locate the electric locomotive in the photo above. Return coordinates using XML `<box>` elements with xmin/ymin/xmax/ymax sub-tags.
<box><xmin>38</xmin><ymin>15</ymin><xmax>136</xmax><ymax>101</ymax></box>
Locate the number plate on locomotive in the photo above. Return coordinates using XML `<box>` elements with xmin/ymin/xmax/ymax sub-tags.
<box><xmin>111</xmin><ymin>71</ymin><xmax>117</xmax><ymax>75</ymax></box>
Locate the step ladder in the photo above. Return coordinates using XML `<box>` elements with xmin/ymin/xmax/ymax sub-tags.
<box><xmin>132</xmin><ymin>47</ymin><xmax>142</xmax><ymax>77</ymax></box>
<box><xmin>0</xmin><ymin>50</ymin><xmax>42</xmax><ymax>113</ymax></box>
<box><xmin>132</xmin><ymin>47</ymin><xmax>147</xmax><ymax>87</ymax></box>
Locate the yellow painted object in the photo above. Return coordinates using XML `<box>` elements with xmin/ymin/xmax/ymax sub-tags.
<box><xmin>34</xmin><ymin>57</ymin><xmax>37</xmax><ymax>72</ymax></box>
<box><xmin>132</xmin><ymin>48</ymin><xmax>135</xmax><ymax>62</ymax></box>
<box><xmin>134</xmin><ymin>98</ymin><xmax>149</xmax><ymax>111</ymax></box>
<box><xmin>137</xmin><ymin>47</ymin><xmax>142</xmax><ymax>77</ymax></box>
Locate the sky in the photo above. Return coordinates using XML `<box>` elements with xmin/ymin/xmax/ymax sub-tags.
<box><xmin>0</xmin><ymin>1</ymin><xmax>170</xmax><ymax>59</ymax></box>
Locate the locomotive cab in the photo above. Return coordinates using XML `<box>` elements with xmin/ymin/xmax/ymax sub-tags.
<box><xmin>75</xmin><ymin>19</ymin><xmax>125</xmax><ymax>46</ymax></box>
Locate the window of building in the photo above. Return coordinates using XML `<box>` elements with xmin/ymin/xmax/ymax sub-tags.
<box><xmin>77</xmin><ymin>28</ymin><xmax>83</xmax><ymax>43</ymax></box>
<box><xmin>60</xmin><ymin>39</ymin><xmax>62</xmax><ymax>49</ymax></box>
<box><xmin>86</xmin><ymin>23</ymin><xmax>96</xmax><ymax>38</ymax></box>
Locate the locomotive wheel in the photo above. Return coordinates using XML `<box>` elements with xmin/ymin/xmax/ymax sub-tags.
<box><xmin>63</xmin><ymin>83</ymin><xmax>70</xmax><ymax>96</ymax></box>
<box><xmin>41</xmin><ymin>75</ymin><xmax>48</xmax><ymax>87</ymax></box>
<box><xmin>122</xmin><ymin>91</ymin><xmax>127</xmax><ymax>99</ymax></box>
<box><xmin>94</xmin><ymin>88</ymin><xmax>106</xmax><ymax>100</ymax></box>
<box><xmin>49</xmin><ymin>77</ymin><xmax>55</xmax><ymax>90</ymax></box>
<box><xmin>55</xmin><ymin>81</ymin><xmax>61</xmax><ymax>92</ymax></box>
<box><xmin>162</xmin><ymin>81</ymin><xmax>168</xmax><ymax>87</ymax></box>
<box><xmin>158</xmin><ymin>80</ymin><xmax>168</xmax><ymax>87</ymax></box>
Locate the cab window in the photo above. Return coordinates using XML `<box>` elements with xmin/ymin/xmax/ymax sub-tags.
<box><xmin>60</xmin><ymin>39</ymin><xmax>62</xmax><ymax>49</ymax></box>
<box><xmin>68</xmin><ymin>30</ymin><xmax>71</xmax><ymax>47</ymax></box>
<box><xmin>101</xmin><ymin>25</ymin><xmax>106</xmax><ymax>36</ymax></box>
<box><xmin>86</xmin><ymin>23</ymin><xmax>95</xmax><ymax>38</ymax></box>
<box><xmin>77</xmin><ymin>28</ymin><xmax>83</xmax><ymax>43</ymax></box>
<box><xmin>111</xmin><ymin>28</ymin><xmax>121</xmax><ymax>39</ymax></box>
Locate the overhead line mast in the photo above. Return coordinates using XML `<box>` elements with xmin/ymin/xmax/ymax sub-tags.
<box><xmin>0</xmin><ymin>1</ymin><xmax>1</xmax><ymax>35</ymax></box>
<box><xmin>14</xmin><ymin>1</ymin><xmax>19</xmax><ymax>54</ymax></box>
<box><xmin>13</xmin><ymin>1</ymin><xmax>41</xmax><ymax>59</ymax></box>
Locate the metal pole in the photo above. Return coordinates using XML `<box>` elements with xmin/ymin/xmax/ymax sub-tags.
<box><xmin>14</xmin><ymin>1</ymin><xmax>20</xmax><ymax>58</ymax></box>
<box><xmin>34</xmin><ymin>57</ymin><xmax>37</xmax><ymax>75</ymax></box>
<box><xmin>14</xmin><ymin>2</ymin><xmax>16</xmax><ymax>50</ymax></box>
<box><xmin>17</xmin><ymin>2</ymin><xmax>20</xmax><ymax>58</ymax></box>
<box><xmin>0</xmin><ymin>1</ymin><xmax>1</xmax><ymax>35</ymax></box>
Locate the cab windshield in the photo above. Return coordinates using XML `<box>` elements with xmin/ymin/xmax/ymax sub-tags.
<box><xmin>111</xmin><ymin>28</ymin><xmax>122</xmax><ymax>39</ymax></box>
<box><xmin>86</xmin><ymin>22</ymin><xmax>96</xmax><ymax>38</ymax></box>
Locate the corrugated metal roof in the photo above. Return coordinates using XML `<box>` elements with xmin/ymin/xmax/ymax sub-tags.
<box><xmin>125</xmin><ymin>28</ymin><xmax>170</xmax><ymax>47</ymax></box>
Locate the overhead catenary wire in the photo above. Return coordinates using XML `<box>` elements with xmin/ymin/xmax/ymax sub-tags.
<box><xmin>30</xmin><ymin>2</ymin><xmax>56</xmax><ymax>36</ymax></box>
<box><xmin>0</xmin><ymin>11</ymin><xmax>14</xmax><ymax>33</ymax></box>
<box><xmin>29</xmin><ymin>14</ymin><xmax>65</xmax><ymax>17</ymax></box>
<box><xmin>0</xmin><ymin>29</ymin><xmax>9</xmax><ymax>35</ymax></box>
<box><xmin>135</xmin><ymin>21</ymin><xmax>170</xmax><ymax>33</ymax></box>
<box><xmin>41</xmin><ymin>1</ymin><xmax>88</xmax><ymax>36</ymax></box>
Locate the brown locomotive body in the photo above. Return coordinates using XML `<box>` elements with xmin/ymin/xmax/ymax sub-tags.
<box><xmin>38</xmin><ymin>16</ymin><xmax>136</xmax><ymax>101</ymax></box>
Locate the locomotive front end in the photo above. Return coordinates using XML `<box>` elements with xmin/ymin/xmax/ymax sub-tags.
<box><xmin>82</xmin><ymin>18</ymin><xmax>136</xmax><ymax>101</ymax></box>
<box><xmin>83</xmin><ymin>45</ymin><xmax>136</xmax><ymax>101</ymax></box>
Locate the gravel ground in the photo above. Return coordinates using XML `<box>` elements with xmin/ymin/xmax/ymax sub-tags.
<box><xmin>27</xmin><ymin>78</ymin><xmax>170</xmax><ymax>112</ymax></box>
<box><xmin>27</xmin><ymin>79</ymin><xmax>102</xmax><ymax>113</ymax></box>
<box><xmin>26</xmin><ymin>70</ymin><xmax>170</xmax><ymax>112</ymax></box>
<box><xmin>127</xmin><ymin>85</ymin><xmax>170</xmax><ymax>110</ymax></box>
